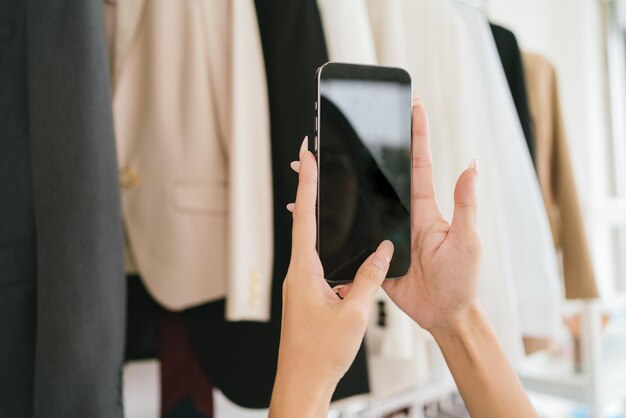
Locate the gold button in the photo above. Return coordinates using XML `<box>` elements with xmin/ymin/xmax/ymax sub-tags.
<box><xmin>250</xmin><ymin>296</ymin><xmax>259</xmax><ymax>309</ymax></box>
<box><xmin>251</xmin><ymin>268</ymin><xmax>260</xmax><ymax>280</ymax></box>
<box><xmin>119</xmin><ymin>168</ymin><xmax>138</xmax><ymax>189</ymax></box>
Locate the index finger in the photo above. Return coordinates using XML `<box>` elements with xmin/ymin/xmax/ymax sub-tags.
<box><xmin>291</xmin><ymin>142</ymin><xmax>318</xmax><ymax>262</ymax></box>
<box><xmin>410</xmin><ymin>100</ymin><xmax>442</xmax><ymax>242</ymax></box>
<box><xmin>411</xmin><ymin>100</ymin><xmax>438</xmax><ymax>210</ymax></box>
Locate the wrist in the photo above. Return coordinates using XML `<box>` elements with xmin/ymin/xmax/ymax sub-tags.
<box><xmin>429</xmin><ymin>302</ymin><xmax>485</xmax><ymax>342</ymax></box>
<box><xmin>270</xmin><ymin>367</ymin><xmax>337</xmax><ymax>418</ymax></box>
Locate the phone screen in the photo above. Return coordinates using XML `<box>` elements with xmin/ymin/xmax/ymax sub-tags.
<box><xmin>316</xmin><ymin>63</ymin><xmax>412</xmax><ymax>283</ymax></box>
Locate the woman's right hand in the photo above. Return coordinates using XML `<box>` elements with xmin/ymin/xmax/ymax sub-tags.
<box><xmin>337</xmin><ymin>101</ymin><xmax>482</xmax><ymax>333</ymax></box>
<box><xmin>383</xmin><ymin>101</ymin><xmax>482</xmax><ymax>333</ymax></box>
<box><xmin>341</xmin><ymin>101</ymin><xmax>538</xmax><ymax>418</ymax></box>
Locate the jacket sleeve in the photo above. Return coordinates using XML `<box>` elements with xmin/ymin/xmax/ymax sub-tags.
<box><xmin>224</xmin><ymin>0</ymin><xmax>274</xmax><ymax>321</ymax></box>
<box><xmin>549</xmin><ymin>64</ymin><xmax>598</xmax><ymax>299</ymax></box>
<box><xmin>524</xmin><ymin>53</ymin><xmax>598</xmax><ymax>300</ymax></box>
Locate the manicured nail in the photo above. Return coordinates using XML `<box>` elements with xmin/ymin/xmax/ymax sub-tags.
<box><xmin>299</xmin><ymin>136</ymin><xmax>308</xmax><ymax>159</ymax></box>
<box><xmin>413</xmin><ymin>97</ymin><xmax>423</xmax><ymax>106</ymax></box>
<box><xmin>469</xmin><ymin>158</ymin><xmax>478</xmax><ymax>175</ymax></box>
<box><xmin>286</xmin><ymin>203</ymin><xmax>295</xmax><ymax>212</ymax></box>
<box><xmin>377</xmin><ymin>240</ymin><xmax>394</xmax><ymax>264</ymax></box>
<box><xmin>332</xmin><ymin>284</ymin><xmax>346</xmax><ymax>293</ymax></box>
<box><xmin>290</xmin><ymin>161</ymin><xmax>300</xmax><ymax>173</ymax></box>
<box><xmin>332</xmin><ymin>284</ymin><xmax>349</xmax><ymax>300</ymax></box>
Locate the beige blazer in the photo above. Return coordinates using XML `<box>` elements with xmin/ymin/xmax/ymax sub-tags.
<box><xmin>111</xmin><ymin>0</ymin><xmax>273</xmax><ymax>320</ymax></box>
<box><xmin>523</xmin><ymin>52</ymin><xmax>598</xmax><ymax>300</ymax></box>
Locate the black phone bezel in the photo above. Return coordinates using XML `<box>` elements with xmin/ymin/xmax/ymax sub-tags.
<box><xmin>314</xmin><ymin>62</ymin><xmax>413</xmax><ymax>283</ymax></box>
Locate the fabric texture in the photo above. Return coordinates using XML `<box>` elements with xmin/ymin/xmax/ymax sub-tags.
<box><xmin>125</xmin><ymin>276</ymin><xmax>160</xmax><ymax>361</ymax></box>
<box><xmin>490</xmin><ymin>23</ymin><xmax>535</xmax><ymax>162</ymax></box>
<box><xmin>454</xmin><ymin>2</ymin><xmax>562</xmax><ymax>340</ymax></box>
<box><xmin>28</xmin><ymin>0</ymin><xmax>127</xmax><ymax>413</ymax></box>
<box><xmin>159</xmin><ymin>311</ymin><xmax>214</xmax><ymax>418</ymax></box>
<box><xmin>124</xmin><ymin>276</ymin><xmax>214</xmax><ymax>417</ymax></box>
<box><xmin>317</xmin><ymin>0</ymin><xmax>378</xmax><ymax>64</ymax></box>
<box><xmin>182</xmin><ymin>0</ymin><xmax>371</xmax><ymax>408</ymax></box>
<box><xmin>111</xmin><ymin>0</ymin><xmax>274</xmax><ymax>319</ymax></box>
<box><xmin>0</xmin><ymin>2</ymin><xmax>37</xmax><ymax>415</ymax></box>
<box><xmin>0</xmin><ymin>0</ymin><xmax>125</xmax><ymax>416</ymax></box>
<box><xmin>523</xmin><ymin>52</ymin><xmax>598</xmax><ymax>300</ymax></box>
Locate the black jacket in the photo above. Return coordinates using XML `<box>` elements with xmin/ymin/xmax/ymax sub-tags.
<box><xmin>182</xmin><ymin>0</ymin><xmax>370</xmax><ymax>408</ymax></box>
<box><xmin>491</xmin><ymin>23</ymin><xmax>535</xmax><ymax>163</ymax></box>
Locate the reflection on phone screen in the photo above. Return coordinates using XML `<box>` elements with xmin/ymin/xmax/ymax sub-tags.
<box><xmin>319</xmin><ymin>73</ymin><xmax>412</xmax><ymax>282</ymax></box>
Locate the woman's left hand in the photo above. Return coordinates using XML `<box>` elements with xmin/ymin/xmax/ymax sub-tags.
<box><xmin>269</xmin><ymin>137</ymin><xmax>394</xmax><ymax>418</ymax></box>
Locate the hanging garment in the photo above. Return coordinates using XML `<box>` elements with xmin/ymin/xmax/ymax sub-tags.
<box><xmin>490</xmin><ymin>23</ymin><xmax>535</xmax><ymax>163</ymax></box>
<box><xmin>124</xmin><ymin>275</ymin><xmax>215</xmax><ymax>417</ymax></box>
<box><xmin>317</xmin><ymin>0</ymin><xmax>433</xmax><ymax>395</ymax></box>
<box><xmin>182</xmin><ymin>0</ymin><xmax>371</xmax><ymax>408</ymax></box>
<box><xmin>367</xmin><ymin>0</ymin><xmax>562</xmax><ymax>357</ymax></box>
<box><xmin>316</xmin><ymin>0</ymin><xmax>378</xmax><ymax>64</ymax></box>
<box><xmin>110</xmin><ymin>0</ymin><xmax>273</xmax><ymax>320</ymax></box>
<box><xmin>159</xmin><ymin>311</ymin><xmax>214</xmax><ymax>418</ymax></box>
<box><xmin>523</xmin><ymin>52</ymin><xmax>599</xmax><ymax>300</ymax></box>
<box><xmin>366</xmin><ymin>0</ymin><xmax>525</xmax><ymax>362</ymax></box>
<box><xmin>125</xmin><ymin>276</ymin><xmax>160</xmax><ymax>361</ymax></box>
<box><xmin>456</xmin><ymin>3</ymin><xmax>562</xmax><ymax>339</ymax></box>
<box><xmin>1</xmin><ymin>1</ymin><xmax>37</xmax><ymax>414</ymax></box>
<box><xmin>0</xmin><ymin>0</ymin><xmax>126</xmax><ymax>416</ymax></box>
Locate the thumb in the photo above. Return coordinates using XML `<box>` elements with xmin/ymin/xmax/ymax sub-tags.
<box><xmin>451</xmin><ymin>160</ymin><xmax>479</xmax><ymax>240</ymax></box>
<box><xmin>344</xmin><ymin>241</ymin><xmax>394</xmax><ymax>306</ymax></box>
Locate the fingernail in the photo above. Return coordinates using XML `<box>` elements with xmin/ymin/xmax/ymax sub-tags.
<box><xmin>290</xmin><ymin>161</ymin><xmax>300</xmax><ymax>173</ymax></box>
<box><xmin>333</xmin><ymin>284</ymin><xmax>351</xmax><ymax>300</ymax></box>
<box><xmin>286</xmin><ymin>203</ymin><xmax>295</xmax><ymax>212</ymax></box>
<box><xmin>371</xmin><ymin>254</ymin><xmax>388</xmax><ymax>271</ymax></box>
<box><xmin>378</xmin><ymin>240</ymin><xmax>394</xmax><ymax>263</ymax></box>
<box><xmin>332</xmin><ymin>284</ymin><xmax>346</xmax><ymax>293</ymax></box>
<box><xmin>413</xmin><ymin>97</ymin><xmax>422</xmax><ymax>106</ymax></box>
<box><xmin>299</xmin><ymin>136</ymin><xmax>308</xmax><ymax>159</ymax></box>
<box><xmin>469</xmin><ymin>158</ymin><xmax>478</xmax><ymax>175</ymax></box>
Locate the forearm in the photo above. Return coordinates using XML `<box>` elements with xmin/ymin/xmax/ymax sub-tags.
<box><xmin>269</xmin><ymin>369</ymin><xmax>336</xmax><ymax>418</ymax></box>
<box><xmin>431</xmin><ymin>304</ymin><xmax>539</xmax><ymax>418</ymax></box>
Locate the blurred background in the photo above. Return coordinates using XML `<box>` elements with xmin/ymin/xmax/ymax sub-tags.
<box><xmin>1</xmin><ymin>0</ymin><xmax>625</xmax><ymax>417</ymax></box>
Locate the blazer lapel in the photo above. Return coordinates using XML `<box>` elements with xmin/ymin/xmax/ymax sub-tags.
<box><xmin>113</xmin><ymin>0</ymin><xmax>146</xmax><ymax>90</ymax></box>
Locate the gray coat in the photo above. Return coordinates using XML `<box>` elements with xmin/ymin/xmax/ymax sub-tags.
<box><xmin>0</xmin><ymin>0</ymin><xmax>125</xmax><ymax>416</ymax></box>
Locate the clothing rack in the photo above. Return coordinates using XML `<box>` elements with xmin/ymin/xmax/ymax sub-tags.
<box><xmin>329</xmin><ymin>296</ymin><xmax>626</xmax><ymax>418</ymax></box>
<box><xmin>518</xmin><ymin>296</ymin><xmax>626</xmax><ymax>418</ymax></box>
<box><xmin>329</xmin><ymin>339</ymin><xmax>457</xmax><ymax>418</ymax></box>
<box><xmin>329</xmin><ymin>373</ymin><xmax>456</xmax><ymax>418</ymax></box>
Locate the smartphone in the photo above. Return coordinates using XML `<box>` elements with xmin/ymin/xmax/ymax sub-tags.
<box><xmin>314</xmin><ymin>62</ymin><xmax>412</xmax><ymax>283</ymax></box>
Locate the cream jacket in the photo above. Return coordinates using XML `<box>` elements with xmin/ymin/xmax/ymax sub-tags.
<box><xmin>110</xmin><ymin>0</ymin><xmax>273</xmax><ymax>320</ymax></box>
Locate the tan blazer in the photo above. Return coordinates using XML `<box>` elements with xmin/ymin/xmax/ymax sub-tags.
<box><xmin>111</xmin><ymin>0</ymin><xmax>273</xmax><ymax>320</ymax></box>
<box><xmin>523</xmin><ymin>52</ymin><xmax>598</xmax><ymax>299</ymax></box>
